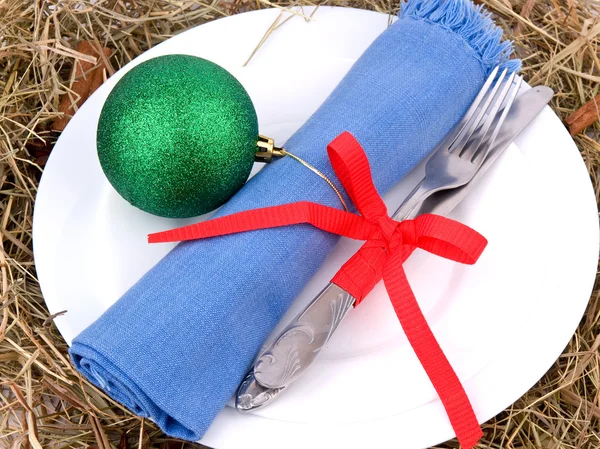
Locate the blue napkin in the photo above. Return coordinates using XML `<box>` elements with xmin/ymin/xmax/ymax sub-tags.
<box><xmin>70</xmin><ymin>0</ymin><xmax>518</xmax><ymax>441</ymax></box>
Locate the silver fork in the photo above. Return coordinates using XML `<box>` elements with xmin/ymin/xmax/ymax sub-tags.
<box><xmin>395</xmin><ymin>66</ymin><xmax>519</xmax><ymax>219</ymax></box>
<box><xmin>236</xmin><ymin>68</ymin><xmax>523</xmax><ymax>410</ymax></box>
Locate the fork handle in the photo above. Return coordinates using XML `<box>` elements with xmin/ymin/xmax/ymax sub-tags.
<box><xmin>393</xmin><ymin>178</ymin><xmax>430</xmax><ymax>220</ymax></box>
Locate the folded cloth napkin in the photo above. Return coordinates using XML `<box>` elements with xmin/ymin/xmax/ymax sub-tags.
<box><xmin>70</xmin><ymin>0</ymin><xmax>519</xmax><ymax>441</ymax></box>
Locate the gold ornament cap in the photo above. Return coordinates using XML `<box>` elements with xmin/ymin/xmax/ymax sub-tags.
<box><xmin>254</xmin><ymin>135</ymin><xmax>285</xmax><ymax>163</ymax></box>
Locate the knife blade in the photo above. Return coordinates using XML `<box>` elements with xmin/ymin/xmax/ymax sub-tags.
<box><xmin>235</xmin><ymin>85</ymin><xmax>554</xmax><ymax>411</ymax></box>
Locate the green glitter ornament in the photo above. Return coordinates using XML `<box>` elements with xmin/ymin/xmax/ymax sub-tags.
<box><xmin>97</xmin><ymin>54</ymin><xmax>260</xmax><ymax>218</ymax></box>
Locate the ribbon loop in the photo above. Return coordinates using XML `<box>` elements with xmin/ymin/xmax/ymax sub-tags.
<box><xmin>410</xmin><ymin>213</ymin><xmax>487</xmax><ymax>264</ymax></box>
<box><xmin>327</xmin><ymin>132</ymin><xmax>389</xmax><ymax>221</ymax></box>
<box><xmin>148</xmin><ymin>131</ymin><xmax>487</xmax><ymax>449</ymax></box>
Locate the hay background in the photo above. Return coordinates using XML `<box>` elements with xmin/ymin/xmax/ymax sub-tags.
<box><xmin>1</xmin><ymin>0</ymin><xmax>599</xmax><ymax>447</ymax></box>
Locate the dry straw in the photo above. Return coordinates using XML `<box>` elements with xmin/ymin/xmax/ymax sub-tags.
<box><xmin>1</xmin><ymin>0</ymin><xmax>599</xmax><ymax>448</ymax></box>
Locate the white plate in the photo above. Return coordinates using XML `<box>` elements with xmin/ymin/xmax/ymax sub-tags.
<box><xmin>33</xmin><ymin>7</ymin><xmax>599</xmax><ymax>449</ymax></box>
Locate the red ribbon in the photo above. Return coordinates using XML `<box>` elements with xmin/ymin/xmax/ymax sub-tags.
<box><xmin>149</xmin><ymin>131</ymin><xmax>486</xmax><ymax>448</ymax></box>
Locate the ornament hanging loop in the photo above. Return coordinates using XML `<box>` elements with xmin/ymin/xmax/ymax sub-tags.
<box><xmin>254</xmin><ymin>134</ymin><xmax>348</xmax><ymax>212</ymax></box>
<box><xmin>255</xmin><ymin>135</ymin><xmax>285</xmax><ymax>163</ymax></box>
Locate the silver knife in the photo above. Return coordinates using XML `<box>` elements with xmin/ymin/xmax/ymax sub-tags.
<box><xmin>236</xmin><ymin>85</ymin><xmax>554</xmax><ymax>411</ymax></box>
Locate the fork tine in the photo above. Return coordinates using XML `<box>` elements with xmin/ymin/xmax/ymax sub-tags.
<box><xmin>449</xmin><ymin>68</ymin><xmax>508</xmax><ymax>154</ymax></box>
<box><xmin>481</xmin><ymin>77</ymin><xmax>523</xmax><ymax>157</ymax></box>
<box><xmin>465</xmin><ymin>73</ymin><xmax>521</xmax><ymax>163</ymax></box>
<box><xmin>438</xmin><ymin>66</ymin><xmax>500</xmax><ymax>150</ymax></box>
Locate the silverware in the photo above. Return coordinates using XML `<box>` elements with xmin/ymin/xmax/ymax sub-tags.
<box><xmin>236</xmin><ymin>82</ymin><xmax>553</xmax><ymax>412</ymax></box>
<box><xmin>250</xmin><ymin>68</ymin><xmax>520</xmax><ymax>389</ymax></box>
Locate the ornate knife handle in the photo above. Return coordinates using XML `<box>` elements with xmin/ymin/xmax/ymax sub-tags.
<box><xmin>253</xmin><ymin>174</ymin><xmax>424</xmax><ymax>391</ymax></box>
<box><xmin>253</xmin><ymin>284</ymin><xmax>354</xmax><ymax>389</ymax></box>
<box><xmin>251</xmin><ymin>159</ymin><xmax>424</xmax><ymax>392</ymax></box>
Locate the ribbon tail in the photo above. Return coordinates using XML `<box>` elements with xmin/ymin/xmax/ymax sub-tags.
<box><xmin>149</xmin><ymin>201</ymin><xmax>376</xmax><ymax>243</ymax></box>
<box><xmin>382</xmin><ymin>252</ymin><xmax>482</xmax><ymax>449</ymax></box>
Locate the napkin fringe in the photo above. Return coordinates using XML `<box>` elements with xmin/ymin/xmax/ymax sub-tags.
<box><xmin>400</xmin><ymin>0</ymin><xmax>521</xmax><ymax>75</ymax></box>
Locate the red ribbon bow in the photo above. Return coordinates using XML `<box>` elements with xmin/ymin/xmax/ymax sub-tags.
<box><xmin>149</xmin><ymin>131</ymin><xmax>487</xmax><ymax>448</ymax></box>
